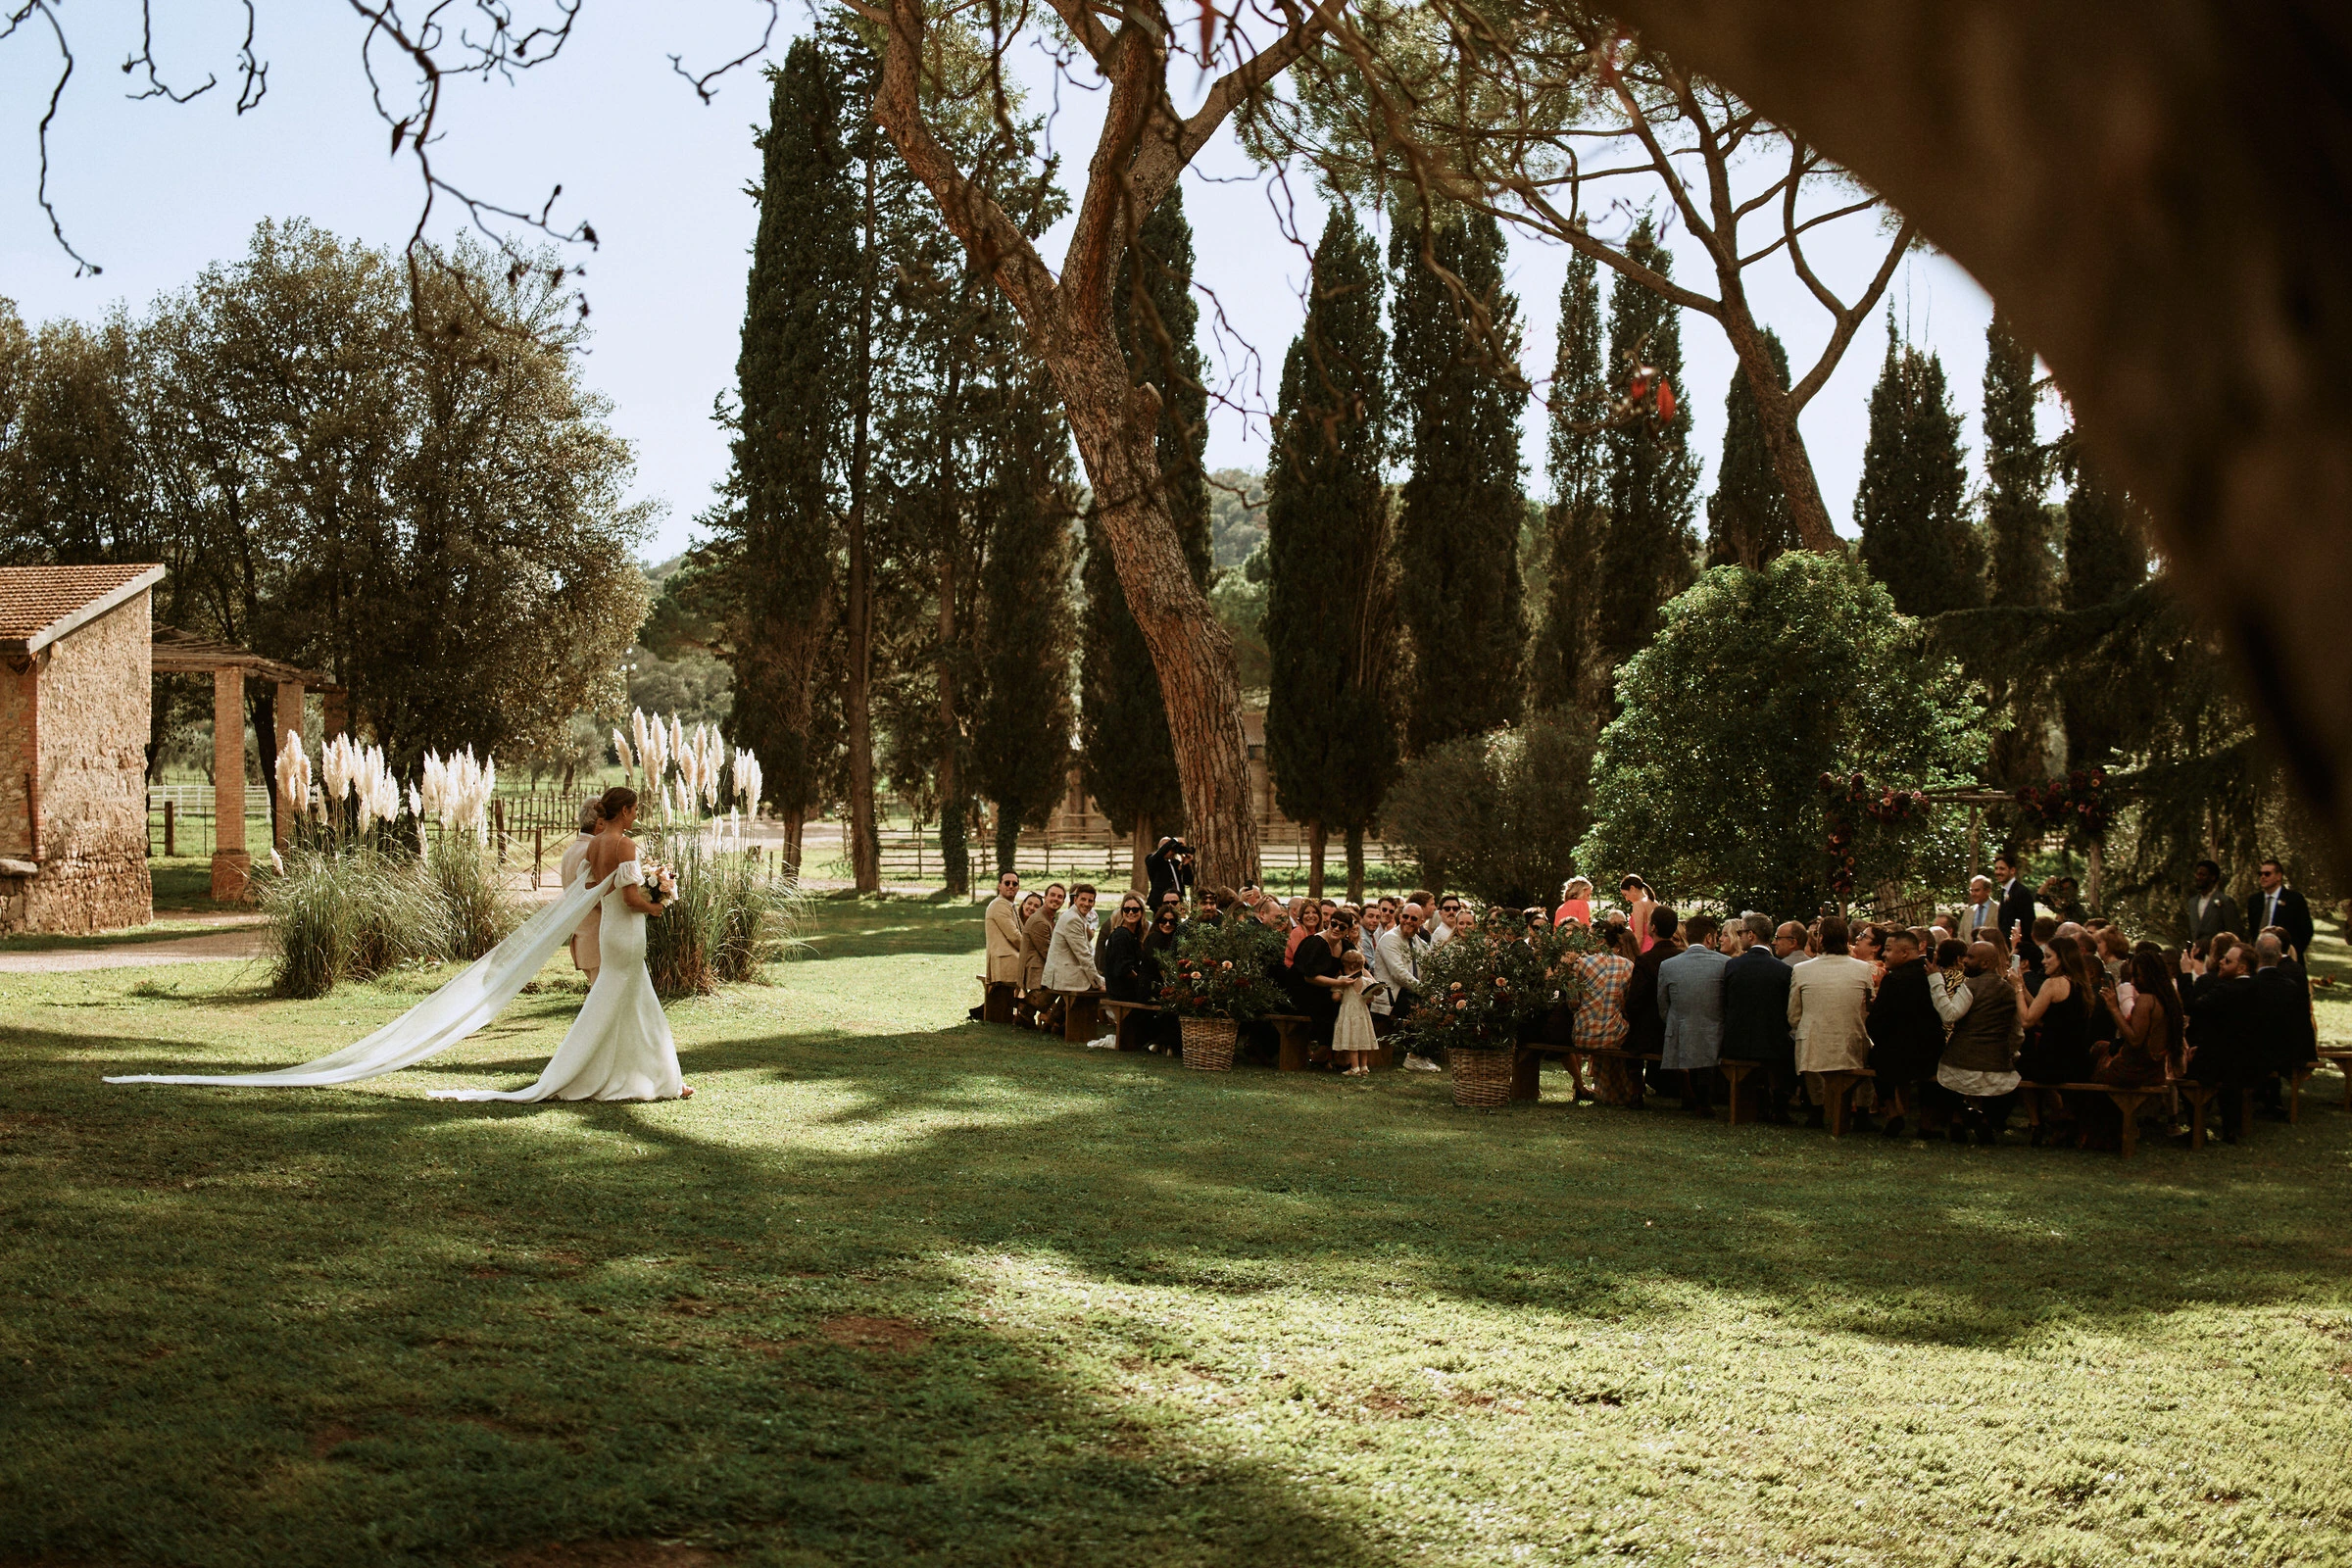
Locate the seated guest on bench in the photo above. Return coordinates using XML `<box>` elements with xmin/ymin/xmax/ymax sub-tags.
<box><xmin>2183</xmin><ymin>934</ymin><xmax>2259</xmax><ymax>1142</ymax></box>
<box><xmin>1657</xmin><ymin>913</ymin><xmax>1730</xmax><ymax>1116</ymax></box>
<box><xmin>1575</xmin><ymin>924</ymin><xmax>1642</xmax><ymax>1104</ymax></box>
<box><xmin>974</xmin><ymin>870</ymin><xmax>1025</xmax><ymax>1022</ymax></box>
<box><xmin>1867</xmin><ymin>927</ymin><xmax>1945</xmax><ymax>1139</ymax></box>
<box><xmin>1040</xmin><ymin>883</ymin><xmax>1102</xmax><ymax>1018</ymax></box>
<box><xmin>1788</xmin><ymin>915</ymin><xmax>1876</xmax><ymax>1130</ymax></box>
<box><xmin>1102</xmin><ymin>894</ymin><xmax>1152</xmax><ymax>1003</ymax></box>
<box><xmin>1934</xmin><ymin>940</ymin><xmax>2023</xmax><ymax>1144</ymax></box>
<box><xmin>1013</xmin><ymin>890</ymin><xmax>1048</xmax><ymax>1027</ymax></box>
<box><xmin>1721</xmin><ymin>915</ymin><xmax>1798</xmax><ymax>1122</ymax></box>
<box><xmin>2013</xmin><ymin>931</ymin><xmax>2100</xmax><ymax>1145</ymax></box>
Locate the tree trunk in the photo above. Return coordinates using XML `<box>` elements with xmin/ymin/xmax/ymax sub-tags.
<box><xmin>780</xmin><ymin>808</ymin><xmax>805</xmax><ymax>876</ymax></box>
<box><xmin>1345</xmin><ymin>824</ymin><xmax>1366</xmax><ymax>904</ymax></box>
<box><xmin>2084</xmin><ymin>838</ymin><xmax>2104</xmax><ymax>914</ymax></box>
<box><xmin>995</xmin><ymin>807</ymin><xmax>1020</xmax><ymax>877</ymax></box>
<box><xmin>1307</xmin><ymin>820</ymin><xmax>1327</xmax><ymax>899</ymax></box>
<box><xmin>1131</xmin><ymin>815</ymin><xmax>1151</xmax><ymax>894</ymax></box>
<box><xmin>1603</xmin><ymin>0</ymin><xmax>2352</xmax><ymax>875</ymax></box>
<box><xmin>845</xmin><ymin>152</ymin><xmax>881</xmax><ymax>895</ymax></box>
<box><xmin>1716</xmin><ymin>303</ymin><xmax>1841</xmax><ymax>554</ymax></box>
<box><xmin>1054</xmin><ymin>351</ymin><xmax>1259</xmax><ymax>891</ymax></box>
<box><xmin>941</xmin><ymin>797</ymin><xmax>968</xmax><ymax>899</ymax></box>
<box><xmin>937</xmin><ymin>550</ymin><xmax>967</xmax><ymax>898</ymax></box>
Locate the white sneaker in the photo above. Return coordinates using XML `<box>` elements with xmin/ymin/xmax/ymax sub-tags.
<box><xmin>1086</xmin><ymin>1036</ymin><xmax>1119</xmax><ymax>1051</ymax></box>
<box><xmin>1405</xmin><ymin>1054</ymin><xmax>1442</xmax><ymax>1072</ymax></box>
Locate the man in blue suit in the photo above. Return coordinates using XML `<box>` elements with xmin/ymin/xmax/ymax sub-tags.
<box><xmin>1657</xmin><ymin>912</ymin><xmax>1732</xmax><ymax>1117</ymax></box>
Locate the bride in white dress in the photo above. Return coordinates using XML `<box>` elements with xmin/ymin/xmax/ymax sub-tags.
<box><xmin>107</xmin><ymin>785</ymin><xmax>693</xmax><ymax>1103</ymax></box>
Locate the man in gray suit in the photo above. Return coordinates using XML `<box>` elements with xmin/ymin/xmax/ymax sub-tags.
<box><xmin>2185</xmin><ymin>858</ymin><xmax>2241</xmax><ymax>946</ymax></box>
<box><xmin>1657</xmin><ymin>912</ymin><xmax>1732</xmax><ymax>1117</ymax></box>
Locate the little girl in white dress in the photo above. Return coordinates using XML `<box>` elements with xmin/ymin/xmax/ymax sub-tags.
<box><xmin>1333</xmin><ymin>949</ymin><xmax>1378</xmax><ymax>1074</ymax></box>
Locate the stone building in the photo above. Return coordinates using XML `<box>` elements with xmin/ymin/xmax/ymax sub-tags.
<box><xmin>0</xmin><ymin>564</ymin><xmax>166</xmax><ymax>934</ymax></box>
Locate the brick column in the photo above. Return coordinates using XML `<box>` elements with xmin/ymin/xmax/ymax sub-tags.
<box><xmin>211</xmin><ymin>666</ymin><xmax>249</xmax><ymax>901</ymax></box>
<box><xmin>272</xmin><ymin>680</ymin><xmax>305</xmax><ymax>849</ymax></box>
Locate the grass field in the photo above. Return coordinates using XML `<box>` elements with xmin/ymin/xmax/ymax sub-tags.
<box><xmin>3</xmin><ymin>900</ymin><xmax>2349</xmax><ymax>1566</ymax></box>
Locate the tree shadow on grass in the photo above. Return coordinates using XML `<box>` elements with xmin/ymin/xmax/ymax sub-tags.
<box><xmin>2</xmin><ymin>1028</ymin><xmax>1402</xmax><ymax>1568</ymax></box>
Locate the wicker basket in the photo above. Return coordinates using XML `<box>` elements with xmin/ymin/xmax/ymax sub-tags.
<box><xmin>1451</xmin><ymin>1046</ymin><xmax>1515</xmax><ymax>1107</ymax></box>
<box><xmin>1180</xmin><ymin>1016</ymin><xmax>1239</xmax><ymax>1071</ymax></box>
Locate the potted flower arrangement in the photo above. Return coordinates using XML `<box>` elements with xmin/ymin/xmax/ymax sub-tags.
<box><xmin>1159</xmin><ymin>918</ymin><xmax>1282</xmax><ymax>1071</ymax></box>
<box><xmin>1399</xmin><ymin>922</ymin><xmax>1590</xmax><ymax>1106</ymax></box>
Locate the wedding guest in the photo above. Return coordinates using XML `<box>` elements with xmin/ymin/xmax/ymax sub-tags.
<box><xmin>2184</xmin><ymin>936</ymin><xmax>2260</xmax><ymax>1142</ymax></box>
<box><xmin>1788</xmin><ymin>915</ymin><xmax>1877</xmax><ymax>1129</ymax></box>
<box><xmin>1287</xmin><ymin>906</ymin><xmax>1347</xmax><ymax>1047</ymax></box>
<box><xmin>1959</xmin><ymin>876</ymin><xmax>2001</xmax><ymax>941</ymax></box>
<box><xmin>1101</xmin><ymin>893</ymin><xmax>1152</xmax><ymax>1003</ymax></box>
<box><xmin>1022</xmin><ymin>883</ymin><xmax>1066</xmax><ymax>1029</ymax></box>
<box><xmin>1773</xmin><ymin>921</ymin><xmax>1807</xmax><ymax>966</ymax></box>
<box><xmin>1621</xmin><ymin>906</ymin><xmax>1680</xmax><ymax>1087</ymax></box>
<box><xmin>1722</xmin><ymin>916</ymin><xmax>1798</xmax><ymax>1121</ymax></box>
<box><xmin>2078</xmin><ymin>949</ymin><xmax>2180</xmax><ymax>1149</ymax></box>
<box><xmin>560</xmin><ymin>797</ymin><xmax>605</xmax><ymax>986</ymax></box>
<box><xmin>2014</xmin><ymin>932</ymin><xmax>2101</xmax><ymax>1144</ymax></box>
<box><xmin>1866</xmin><ymin>928</ymin><xmax>1944</xmax><ymax>1138</ymax></box>
<box><xmin>2252</xmin><ymin>858</ymin><xmax>2317</xmax><ymax>956</ymax></box>
<box><xmin>1993</xmin><ymin>852</ymin><xmax>2036</xmax><ymax>950</ymax></box>
<box><xmin>2184</xmin><ymin>858</ymin><xmax>2241</xmax><ymax>945</ymax></box>
<box><xmin>1620</xmin><ymin>876</ymin><xmax>1659</xmax><ymax>953</ymax></box>
<box><xmin>1042</xmin><ymin>883</ymin><xmax>1104</xmax><ymax>1010</ymax></box>
<box><xmin>1575</xmin><ymin>923</ymin><xmax>1641</xmax><ymax>1103</ymax></box>
<box><xmin>1378</xmin><ymin>905</ymin><xmax>1435</xmax><ymax>1065</ymax></box>
<box><xmin>1331</xmin><ymin>950</ymin><xmax>1379</xmax><ymax>1074</ymax></box>
<box><xmin>1432</xmin><ymin>894</ymin><xmax>1468</xmax><ymax>948</ymax></box>
<box><xmin>1286</xmin><ymin>899</ymin><xmax>1321</xmax><ymax>960</ymax></box>
<box><xmin>2250</xmin><ymin>930</ymin><xmax>2318</xmax><ymax>1119</ymax></box>
<box><xmin>1141</xmin><ymin>901</ymin><xmax>1185</xmax><ymax>1051</ymax></box>
<box><xmin>1934</xmin><ymin>940</ymin><xmax>2024</xmax><ymax>1144</ymax></box>
<box><xmin>1555</xmin><ymin>877</ymin><xmax>1595</xmax><ymax>927</ymax></box>
<box><xmin>1657</xmin><ymin>913</ymin><xmax>1731</xmax><ymax>1116</ymax></box>
<box><xmin>975</xmin><ymin>868</ymin><xmax>1025</xmax><ymax>1022</ymax></box>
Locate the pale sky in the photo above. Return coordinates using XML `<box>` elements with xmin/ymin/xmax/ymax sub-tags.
<box><xmin>0</xmin><ymin>3</ymin><xmax>2051</xmax><ymax>561</ymax></box>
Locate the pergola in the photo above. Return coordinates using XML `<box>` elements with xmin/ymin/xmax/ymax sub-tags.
<box><xmin>150</xmin><ymin>628</ymin><xmax>343</xmax><ymax>901</ymax></box>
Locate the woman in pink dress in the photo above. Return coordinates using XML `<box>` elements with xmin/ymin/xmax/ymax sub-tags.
<box><xmin>1619</xmin><ymin>875</ymin><xmax>1658</xmax><ymax>953</ymax></box>
<box><xmin>1554</xmin><ymin>877</ymin><xmax>1594</xmax><ymax>928</ymax></box>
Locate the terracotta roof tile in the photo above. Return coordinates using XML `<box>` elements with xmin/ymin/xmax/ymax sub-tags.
<box><xmin>0</xmin><ymin>564</ymin><xmax>166</xmax><ymax>652</ymax></box>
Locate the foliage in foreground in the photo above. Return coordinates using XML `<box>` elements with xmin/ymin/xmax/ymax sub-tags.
<box><xmin>3</xmin><ymin>904</ymin><xmax>2348</xmax><ymax>1567</ymax></box>
<box><xmin>1580</xmin><ymin>550</ymin><xmax>1984</xmax><ymax>915</ymax></box>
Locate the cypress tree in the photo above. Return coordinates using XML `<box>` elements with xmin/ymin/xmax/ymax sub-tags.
<box><xmin>1389</xmin><ymin>207</ymin><xmax>1527</xmax><ymax>754</ymax></box>
<box><xmin>1704</xmin><ymin>328</ymin><xmax>1798</xmax><ymax>570</ymax></box>
<box><xmin>1079</xmin><ymin>189</ymin><xmax>1212</xmax><ymax>870</ymax></box>
<box><xmin>2058</xmin><ymin>443</ymin><xmax>2149</xmax><ymax>771</ymax></box>
<box><xmin>1592</xmin><ymin>218</ymin><xmax>1698</xmax><ymax>700</ymax></box>
<box><xmin>1980</xmin><ymin>313</ymin><xmax>2059</xmax><ymax>783</ymax></box>
<box><xmin>1856</xmin><ymin>318</ymin><xmax>1981</xmax><ymax>616</ymax></box>
<box><xmin>971</xmin><ymin>366</ymin><xmax>1081</xmax><ymax>873</ymax></box>
<box><xmin>1263</xmin><ymin>208</ymin><xmax>1396</xmax><ymax>898</ymax></box>
<box><xmin>1530</xmin><ymin>250</ymin><xmax>1606</xmax><ymax>715</ymax></box>
<box><xmin>716</xmin><ymin>40</ymin><xmax>855</xmax><ymax>869</ymax></box>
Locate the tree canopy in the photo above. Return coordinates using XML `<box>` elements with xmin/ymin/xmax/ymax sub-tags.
<box><xmin>1579</xmin><ymin>552</ymin><xmax>1983</xmax><ymax>915</ymax></box>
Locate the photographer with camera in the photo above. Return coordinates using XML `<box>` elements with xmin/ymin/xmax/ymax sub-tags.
<box><xmin>1145</xmin><ymin>836</ymin><xmax>1196</xmax><ymax>907</ymax></box>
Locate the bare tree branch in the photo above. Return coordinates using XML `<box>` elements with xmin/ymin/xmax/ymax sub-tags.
<box><xmin>668</xmin><ymin>0</ymin><xmax>780</xmax><ymax>104</ymax></box>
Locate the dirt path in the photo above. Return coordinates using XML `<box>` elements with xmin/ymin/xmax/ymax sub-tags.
<box><xmin>0</xmin><ymin>913</ymin><xmax>270</xmax><ymax>974</ymax></box>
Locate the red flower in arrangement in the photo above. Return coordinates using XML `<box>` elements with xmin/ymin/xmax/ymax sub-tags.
<box><xmin>1454</xmin><ymin>999</ymin><xmax>1469</xmax><ymax>1010</ymax></box>
<box><xmin>1449</xmin><ymin>981</ymin><xmax>1464</xmax><ymax>992</ymax></box>
<box><xmin>1219</xmin><ymin>959</ymin><xmax>1233</xmax><ymax>970</ymax></box>
<box><xmin>1494</xmin><ymin>975</ymin><xmax>1509</xmax><ymax>988</ymax></box>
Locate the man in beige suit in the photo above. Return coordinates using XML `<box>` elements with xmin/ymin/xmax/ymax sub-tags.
<box><xmin>558</xmin><ymin>798</ymin><xmax>603</xmax><ymax>985</ymax></box>
<box><xmin>1788</xmin><ymin>914</ymin><xmax>1879</xmax><ymax>1129</ymax></box>
<box><xmin>970</xmin><ymin>870</ymin><xmax>1025</xmax><ymax>1022</ymax></box>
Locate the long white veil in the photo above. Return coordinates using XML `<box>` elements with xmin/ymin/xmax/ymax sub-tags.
<box><xmin>105</xmin><ymin>870</ymin><xmax>617</xmax><ymax>1089</ymax></box>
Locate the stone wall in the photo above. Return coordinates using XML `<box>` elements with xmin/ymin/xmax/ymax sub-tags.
<box><xmin>0</xmin><ymin>656</ymin><xmax>27</xmax><ymax>862</ymax></box>
<box><xmin>6</xmin><ymin>594</ymin><xmax>153</xmax><ymax>935</ymax></box>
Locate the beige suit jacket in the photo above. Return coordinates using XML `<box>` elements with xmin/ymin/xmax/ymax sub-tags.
<box><xmin>559</xmin><ymin>831</ymin><xmax>601</xmax><ymax>972</ymax></box>
<box><xmin>1788</xmin><ymin>954</ymin><xmax>1877</xmax><ymax>1074</ymax></box>
<box><xmin>1022</xmin><ymin>910</ymin><xmax>1056</xmax><ymax>995</ymax></box>
<box><xmin>983</xmin><ymin>896</ymin><xmax>1025</xmax><ymax>984</ymax></box>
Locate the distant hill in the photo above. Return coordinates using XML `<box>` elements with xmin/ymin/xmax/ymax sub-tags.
<box><xmin>1208</xmin><ymin>468</ymin><xmax>1265</xmax><ymax>569</ymax></box>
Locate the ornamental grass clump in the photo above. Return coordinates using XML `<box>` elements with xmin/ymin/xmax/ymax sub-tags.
<box><xmin>641</xmin><ymin>815</ymin><xmax>803</xmax><ymax>1000</ymax></box>
<box><xmin>424</xmin><ymin>828</ymin><xmax>523</xmax><ymax>961</ymax></box>
<box><xmin>258</xmin><ymin>844</ymin><xmax>450</xmax><ymax>1000</ymax></box>
<box><xmin>1159</xmin><ymin>919</ymin><xmax>1283</xmax><ymax>1020</ymax></box>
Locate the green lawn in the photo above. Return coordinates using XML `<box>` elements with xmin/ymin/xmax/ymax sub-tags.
<box><xmin>3</xmin><ymin>901</ymin><xmax>2349</xmax><ymax>1566</ymax></box>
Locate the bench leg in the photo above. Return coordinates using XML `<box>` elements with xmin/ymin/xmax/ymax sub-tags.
<box><xmin>2188</xmin><ymin>1092</ymin><xmax>2207</xmax><ymax>1151</ymax></box>
<box><xmin>2114</xmin><ymin>1092</ymin><xmax>2144</xmax><ymax>1158</ymax></box>
<box><xmin>1510</xmin><ymin>1048</ymin><xmax>1544</xmax><ymax>1102</ymax></box>
<box><xmin>2290</xmin><ymin>1070</ymin><xmax>2306</xmax><ymax>1124</ymax></box>
<box><xmin>984</xmin><ymin>982</ymin><xmax>1015</xmax><ymax>1025</ymax></box>
<box><xmin>1721</xmin><ymin>1064</ymin><xmax>1751</xmax><ymax>1128</ymax></box>
<box><xmin>1826</xmin><ymin>1075</ymin><xmax>1850</xmax><ymax>1138</ymax></box>
<box><xmin>1062</xmin><ymin>995</ymin><xmax>1099</xmax><ymax>1044</ymax></box>
<box><xmin>1277</xmin><ymin>1024</ymin><xmax>1309</xmax><ymax>1072</ymax></box>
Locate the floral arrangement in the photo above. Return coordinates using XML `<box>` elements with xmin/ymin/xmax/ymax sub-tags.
<box><xmin>2012</xmin><ymin>767</ymin><xmax>2112</xmax><ymax>844</ymax></box>
<box><xmin>1396</xmin><ymin>924</ymin><xmax>1591</xmax><ymax>1055</ymax></box>
<box><xmin>1157</xmin><ymin>918</ymin><xmax>1282</xmax><ymax>1021</ymax></box>
<box><xmin>1819</xmin><ymin>771</ymin><xmax>1930</xmax><ymax>897</ymax></box>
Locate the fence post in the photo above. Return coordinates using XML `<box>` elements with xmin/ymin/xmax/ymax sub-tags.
<box><xmin>164</xmin><ymin>800</ymin><xmax>176</xmax><ymax>858</ymax></box>
<box><xmin>533</xmin><ymin>826</ymin><xmax>544</xmax><ymax>890</ymax></box>
<box><xmin>494</xmin><ymin>798</ymin><xmax>508</xmax><ymax>864</ymax></box>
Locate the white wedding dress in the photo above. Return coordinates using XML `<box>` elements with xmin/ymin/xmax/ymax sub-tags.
<box><xmin>106</xmin><ymin>858</ymin><xmax>685</xmax><ymax>1102</ymax></box>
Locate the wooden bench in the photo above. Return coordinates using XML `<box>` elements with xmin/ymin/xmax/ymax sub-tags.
<box><xmin>1715</xmin><ymin>1057</ymin><xmax>1769</xmax><ymax>1126</ymax></box>
<box><xmin>1046</xmin><ymin>989</ymin><xmax>1102</xmax><ymax>1044</ymax></box>
<box><xmin>1813</xmin><ymin>1068</ymin><xmax>1877</xmax><ymax>1137</ymax></box>
<box><xmin>2015</xmin><ymin>1080</ymin><xmax>2171</xmax><ymax>1157</ymax></box>
<box><xmin>972</xmin><ymin>974</ymin><xmax>1019</xmax><ymax>1025</ymax></box>
<box><xmin>1098</xmin><ymin>998</ymin><xmax>1159</xmax><ymax>1052</ymax></box>
<box><xmin>2321</xmin><ymin>1049</ymin><xmax>2352</xmax><ymax>1111</ymax></box>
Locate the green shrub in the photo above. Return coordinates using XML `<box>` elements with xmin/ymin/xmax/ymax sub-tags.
<box><xmin>425</xmin><ymin>831</ymin><xmax>524</xmax><ymax>960</ymax></box>
<box><xmin>1382</xmin><ymin>710</ymin><xmax>1597</xmax><ymax>906</ymax></box>
<box><xmin>257</xmin><ymin>843</ymin><xmax>450</xmax><ymax>999</ymax></box>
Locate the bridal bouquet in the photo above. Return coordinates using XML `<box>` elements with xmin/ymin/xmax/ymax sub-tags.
<box><xmin>641</xmin><ymin>861</ymin><xmax>679</xmax><ymax>905</ymax></box>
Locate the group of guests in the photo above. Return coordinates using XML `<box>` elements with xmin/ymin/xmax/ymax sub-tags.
<box><xmin>974</xmin><ymin>854</ymin><xmax>2330</xmax><ymax>1147</ymax></box>
<box><xmin>1572</xmin><ymin>857</ymin><xmax>2324</xmax><ymax>1148</ymax></box>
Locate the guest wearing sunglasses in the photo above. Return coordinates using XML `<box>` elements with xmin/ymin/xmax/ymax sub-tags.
<box><xmin>1102</xmin><ymin>895</ymin><xmax>1154</xmax><ymax>1004</ymax></box>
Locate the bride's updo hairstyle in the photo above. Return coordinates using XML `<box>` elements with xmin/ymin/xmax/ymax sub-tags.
<box><xmin>598</xmin><ymin>786</ymin><xmax>638</xmax><ymax>824</ymax></box>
